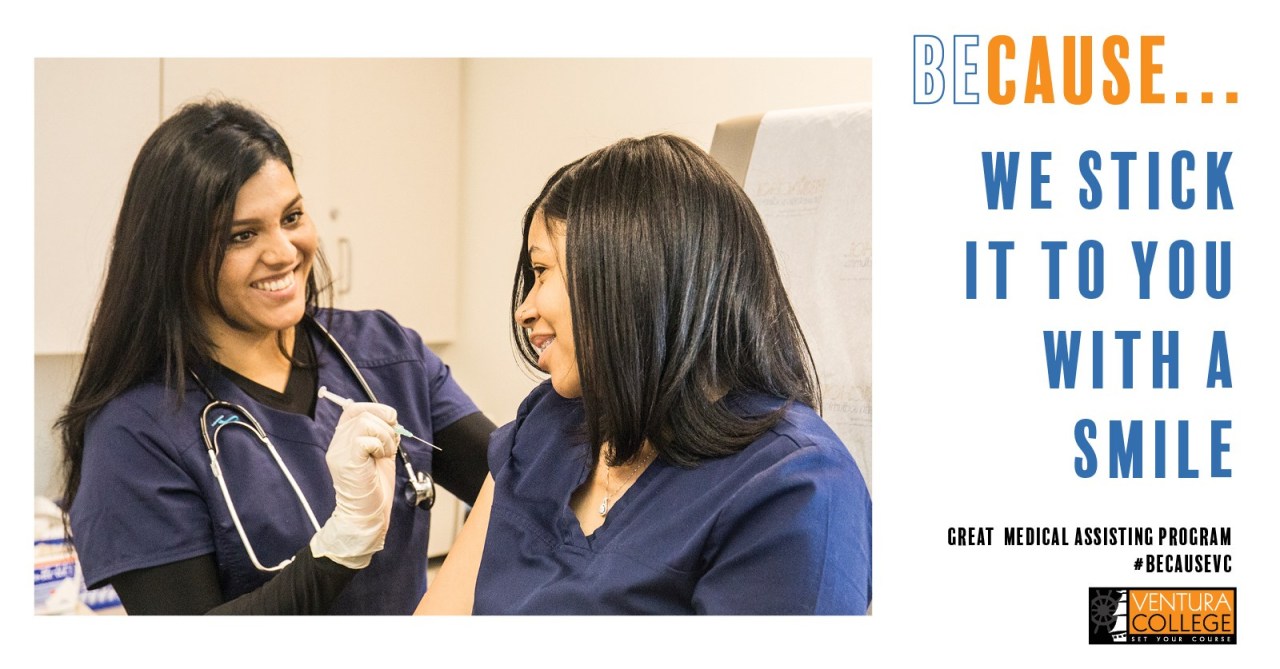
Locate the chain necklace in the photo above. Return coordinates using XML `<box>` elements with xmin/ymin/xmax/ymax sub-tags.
<box><xmin>599</xmin><ymin>450</ymin><xmax>655</xmax><ymax>517</ymax></box>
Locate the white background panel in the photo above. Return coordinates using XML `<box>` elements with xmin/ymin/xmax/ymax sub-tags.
<box><xmin>4</xmin><ymin>1</ymin><xmax>1274</xmax><ymax>666</ymax></box>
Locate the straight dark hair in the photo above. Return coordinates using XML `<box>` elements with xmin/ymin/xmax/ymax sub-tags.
<box><xmin>511</xmin><ymin>134</ymin><xmax>820</xmax><ymax>468</ymax></box>
<box><xmin>56</xmin><ymin>100</ymin><xmax>330</xmax><ymax>522</ymax></box>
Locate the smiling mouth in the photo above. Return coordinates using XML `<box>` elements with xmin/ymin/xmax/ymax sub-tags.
<box><xmin>251</xmin><ymin>271</ymin><xmax>296</xmax><ymax>292</ymax></box>
<box><xmin>530</xmin><ymin>333</ymin><xmax>556</xmax><ymax>354</ymax></box>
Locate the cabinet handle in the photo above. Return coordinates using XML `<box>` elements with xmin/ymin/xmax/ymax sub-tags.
<box><xmin>337</xmin><ymin>237</ymin><xmax>352</xmax><ymax>295</ymax></box>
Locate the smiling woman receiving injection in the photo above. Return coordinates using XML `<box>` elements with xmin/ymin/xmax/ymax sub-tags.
<box><xmin>58</xmin><ymin>100</ymin><xmax>494</xmax><ymax>614</ymax></box>
<box><xmin>418</xmin><ymin>135</ymin><xmax>871</xmax><ymax>615</ymax></box>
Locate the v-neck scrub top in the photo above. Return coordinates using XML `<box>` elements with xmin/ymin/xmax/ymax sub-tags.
<box><xmin>473</xmin><ymin>382</ymin><xmax>872</xmax><ymax>615</ymax></box>
<box><xmin>70</xmin><ymin>309</ymin><xmax>479</xmax><ymax>615</ymax></box>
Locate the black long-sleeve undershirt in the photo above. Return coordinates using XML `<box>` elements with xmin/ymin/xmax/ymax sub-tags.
<box><xmin>420</xmin><ymin>411</ymin><xmax>494</xmax><ymax>506</ymax></box>
<box><xmin>112</xmin><ymin>545</ymin><xmax>357</xmax><ymax>615</ymax></box>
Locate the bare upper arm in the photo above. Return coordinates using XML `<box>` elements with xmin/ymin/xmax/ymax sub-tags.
<box><xmin>415</xmin><ymin>473</ymin><xmax>495</xmax><ymax>615</ymax></box>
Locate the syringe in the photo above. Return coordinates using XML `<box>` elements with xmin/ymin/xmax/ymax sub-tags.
<box><xmin>317</xmin><ymin>386</ymin><xmax>442</xmax><ymax>451</ymax></box>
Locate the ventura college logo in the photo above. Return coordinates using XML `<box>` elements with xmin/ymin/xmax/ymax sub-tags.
<box><xmin>1088</xmin><ymin>588</ymin><xmax>1236</xmax><ymax>644</ymax></box>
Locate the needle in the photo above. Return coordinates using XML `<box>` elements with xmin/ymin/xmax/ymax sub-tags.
<box><xmin>317</xmin><ymin>386</ymin><xmax>442</xmax><ymax>451</ymax></box>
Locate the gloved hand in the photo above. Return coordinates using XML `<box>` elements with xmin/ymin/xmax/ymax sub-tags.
<box><xmin>310</xmin><ymin>402</ymin><xmax>400</xmax><ymax>569</ymax></box>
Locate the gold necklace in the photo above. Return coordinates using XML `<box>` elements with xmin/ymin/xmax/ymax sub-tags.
<box><xmin>599</xmin><ymin>451</ymin><xmax>654</xmax><ymax>517</ymax></box>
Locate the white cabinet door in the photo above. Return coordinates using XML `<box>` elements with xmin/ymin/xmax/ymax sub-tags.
<box><xmin>35</xmin><ymin>59</ymin><xmax>161</xmax><ymax>355</ymax></box>
<box><xmin>326</xmin><ymin>59</ymin><xmax>461</xmax><ymax>344</ymax></box>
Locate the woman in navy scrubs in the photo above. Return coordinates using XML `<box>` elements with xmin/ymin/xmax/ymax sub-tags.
<box><xmin>58</xmin><ymin>100</ymin><xmax>493</xmax><ymax>614</ymax></box>
<box><xmin>419</xmin><ymin>135</ymin><xmax>871</xmax><ymax>615</ymax></box>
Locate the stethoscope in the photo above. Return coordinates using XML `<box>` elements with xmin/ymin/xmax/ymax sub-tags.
<box><xmin>191</xmin><ymin>315</ymin><xmax>435</xmax><ymax>573</ymax></box>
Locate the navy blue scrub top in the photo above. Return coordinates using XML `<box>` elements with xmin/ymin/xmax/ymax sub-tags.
<box><xmin>71</xmin><ymin>309</ymin><xmax>479</xmax><ymax>615</ymax></box>
<box><xmin>474</xmin><ymin>382</ymin><xmax>872</xmax><ymax>614</ymax></box>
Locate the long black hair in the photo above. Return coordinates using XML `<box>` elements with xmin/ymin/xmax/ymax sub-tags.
<box><xmin>56</xmin><ymin>100</ymin><xmax>330</xmax><ymax>520</ymax></box>
<box><xmin>511</xmin><ymin>134</ymin><xmax>820</xmax><ymax>468</ymax></box>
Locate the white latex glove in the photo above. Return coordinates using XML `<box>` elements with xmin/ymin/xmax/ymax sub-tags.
<box><xmin>310</xmin><ymin>402</ymin><xmax>399</xmax><ymax>569</ymax></box>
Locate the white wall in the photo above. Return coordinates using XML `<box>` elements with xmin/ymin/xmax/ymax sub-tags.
<box><xmin>445</xmin><ymin>58</ymin><xmax>871</xmax><ymax>422</ymax></box>
<box><xmin>34</xmin><ymin>354</ymin><xmax>80</xmax><ymax>498</ymax></box>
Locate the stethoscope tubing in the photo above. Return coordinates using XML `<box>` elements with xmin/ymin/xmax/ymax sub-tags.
<box><xmin>206</xmin><ymin>410</ymin><xmax>322</xmax><ymax>571</ymax></box>
<box><xmin>193</xmin><ymin>314</ymin><xmax>434</xmax><ymax>573</ymax></box>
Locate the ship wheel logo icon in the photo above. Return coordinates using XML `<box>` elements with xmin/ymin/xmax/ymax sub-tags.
<box><xmin>1090</xmin><ymin>589</ymin><xmax>1120</xmax><ymax>633</ymax></box>
<box><xmin>1088</xmin><ymin>588</ymin><xmax>1128</xmax><ymax>643</ymax></box>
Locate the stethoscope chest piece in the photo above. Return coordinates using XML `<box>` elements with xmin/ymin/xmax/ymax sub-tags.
<box><xmin>408</xmin><ymin>470</ymin><xmax>435</xmax><ymax>508</ymax></box>
<box><xmin>397</xmin><ymin>448</ymin><xmax>436</xmax><ymax>509</ymax></box>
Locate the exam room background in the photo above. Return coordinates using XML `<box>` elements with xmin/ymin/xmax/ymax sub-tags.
<box><xmin>33</xmin><ymin>58</ymin><xmax>871</xmax><ymax>557</ymax></box>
